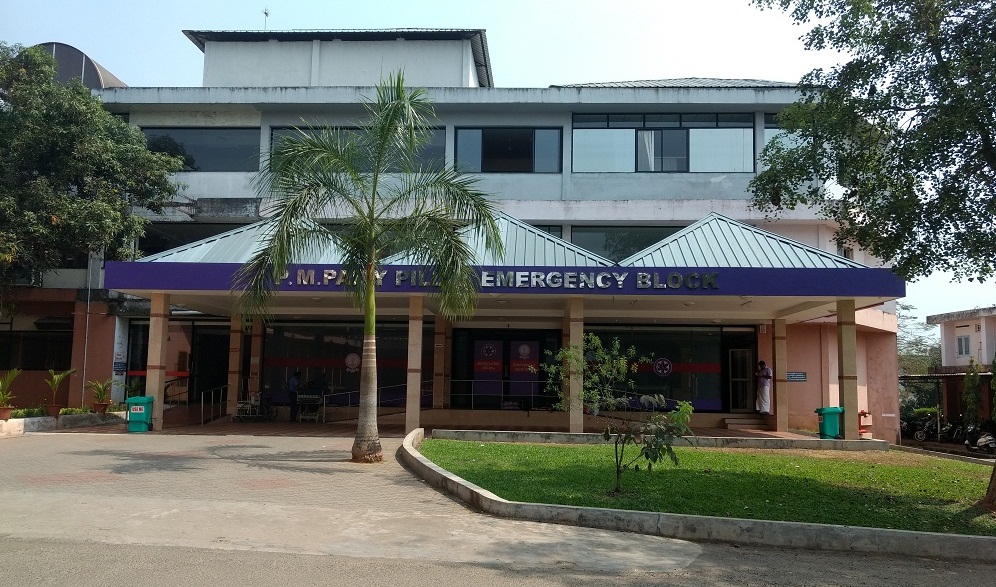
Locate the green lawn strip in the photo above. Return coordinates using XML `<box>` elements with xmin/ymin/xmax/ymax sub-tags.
<box><xmin>418</xmin><ymin>440</ymin><xmax>996</xmax><ymax>536</ymax></box>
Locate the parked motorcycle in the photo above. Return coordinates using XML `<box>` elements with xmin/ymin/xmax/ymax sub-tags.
<box><xmin>964</xmin><ymin>423</ymin><xmax>996</xmax><ymax>455</ymax></box>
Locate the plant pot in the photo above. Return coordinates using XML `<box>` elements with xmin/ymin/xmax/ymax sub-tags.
<box><xmin>92</xmin><ymin>402</ymin><xmax>109</xmax><ymax>414</ymax></box>
<box><xmin>44</xmin><ymin>404</ymin><xmax>62</xmax><ymax>418</ymax></box>
<box><xmin>0</xmin><ymin>406</ymin><xmax>12</xmax><ymax>421</ymax></box>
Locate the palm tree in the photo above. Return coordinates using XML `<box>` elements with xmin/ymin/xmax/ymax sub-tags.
<box><xmin>236</xmin><ymin>72</ymin><xmax>504</xmax><ymax>462</ymax></box>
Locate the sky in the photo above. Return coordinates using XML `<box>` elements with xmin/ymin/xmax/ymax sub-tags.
<box><xmin>1</xmin><ymin>0</ymin><xmax>992</xmax><ymax>327</ymax></box>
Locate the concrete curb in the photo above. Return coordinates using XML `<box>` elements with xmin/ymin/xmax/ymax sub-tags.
<box><xmin>400</xmin><ymin>428</ymin><xmax>996</xmax><ymax>562</ymax></box>
<box><xmin>431</xmin><ymin>429</ymin><xmax>889</xmax><ymax>450</ymax></box>
<box><xmin>0</xmin><ymin>412</ymin><xmax>125</xmax><ymax>437</ymax></box>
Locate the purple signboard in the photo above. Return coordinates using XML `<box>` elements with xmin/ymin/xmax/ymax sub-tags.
<box><xmin>473</xmin><ymin>341</ymin><xmax>503</xmax><ymax>402</ymax></box>
<box><xmin>105</xmin><ymin>262</ymin><xmax>906</xmax><ymax>298</ymax></box>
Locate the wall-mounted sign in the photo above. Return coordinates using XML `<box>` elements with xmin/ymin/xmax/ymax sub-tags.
<box><xmin>787</xmin><ymin>371</ymin><xmax>807</xmax><ymax>382</ymax></box>
<box><xmin>653</xmin><ymin>358</ymin><xmax>673</xmax><ymax>377</ymax></box>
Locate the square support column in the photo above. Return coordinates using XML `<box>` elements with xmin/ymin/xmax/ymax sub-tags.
<box><xmin>837</xmin><ymin>299</ymin><xmax>859</xmax><ymax>440</ymax></box>
<box><xmin>248</xmin><ymin>318</ymin><xmax>264</xmax><ymax>397</ymax></box>
<box><xmin>773</xmin><ymin>319</ymin><xmax>788</xmax><ymax>432</ymax></box>
<box><xmin>433</xmin><ymin>315</ymin><xmax>449</xmax><ymax>409</ymax></box>
<box><xmin>566</xmin><ymin>298</ymin><xmax>584</xmax><ymax>433</ymax></box>
<box><xmin>226</xmin><ymin>314</ymin><xmax>243</xmax><ymax>420</ymax></box>
<box><xmin>406</xmin><ymin>296</ymin><xmax>424</xmax><ymax>433</ymax></box>
<box><xmin>146</xmin><ymin>293</ymin><xmax>170</xmax><ymax>431</ymax></box>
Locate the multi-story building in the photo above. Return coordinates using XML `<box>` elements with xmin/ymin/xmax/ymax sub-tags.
<box><xmin>925</xmin><ymin>306</ymin><xmax>996</xmax><ymax>419</ymax></box>
<box><xmin>8</xmin><ymin>29</ymin><xmax>904</xmax><ymax>440</ymax></box>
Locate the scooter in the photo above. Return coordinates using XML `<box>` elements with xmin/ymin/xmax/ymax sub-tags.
<box><xmin>964</xmin><ymin>424</ymin><xmax>996</xmax><ymax>455</ymax></box>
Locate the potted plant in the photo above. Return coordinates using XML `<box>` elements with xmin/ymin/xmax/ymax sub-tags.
<box><xmin>43</xmin><ymin>368</ymin><xmax>76</xmax><ymax>418</ymax></box>
<box><xmin>0</xmin><ymin>368</ymin><xmax>21</xmax><ymax>421</ymax></box>
<box><xmin>87</xmin><ymin>378</ymin><xmax>114</xmax><ymax>414</ymax></box>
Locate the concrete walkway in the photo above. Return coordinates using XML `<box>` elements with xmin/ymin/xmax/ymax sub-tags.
<box><xmin>0</xmin><ymin>432</ymin><xmax>701</xmax><ymax>573</ymax></box>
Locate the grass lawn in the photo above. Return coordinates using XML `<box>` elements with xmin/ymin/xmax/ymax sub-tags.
<box><xmin>419</xmin><ymin>439</ymin><xmax>996</xmax><ymax>536</ymax></box>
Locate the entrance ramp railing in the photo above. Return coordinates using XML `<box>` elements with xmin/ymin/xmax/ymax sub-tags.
<box><xmin>199</xmin><ymin>384</ymin><xmax>227</xmax><ymax>424</ymax></box>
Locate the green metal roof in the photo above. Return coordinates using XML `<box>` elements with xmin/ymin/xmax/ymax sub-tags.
<box><xmin>138</xmin><ymin>221</ymin><xmax>347</xmax><ymax>264</ymax></box>
<box><xmin>140</xmin><ymin>213</ymin><xmax>613</xmax><ymax>267</ymax></box>
<box><xmin>619</xmin><ymin>213</ymin><xmax>867</xmax><ymax>269</ymax></box>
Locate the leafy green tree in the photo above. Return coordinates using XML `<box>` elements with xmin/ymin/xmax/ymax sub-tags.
<box><xmin>236</xmin><ymin>72</ymin><xmax>503</xmax><ymax>463</ymax></box>
<box><xmin>963</xmin><ymin>357</ymin><xmax>982</xmax><ymax>425</ymax></box>
<box><xmin>896</xmin><ymin>302</ymin><xmax>940</xmax><ymax>418</ymax></box>
<box><xmin>536</xmin><ymin>332</ymin><xmax>694</xmax><ymax>492</ymax></box>
<box><xmin>0</xmin><ymin>43</ymin><xmax>182</xmax><ymax>299</ymax></box>
<box><xmin>749</xmin><ymin>0</ymin><xmax>996</xmax><ymax>282</ymax></box>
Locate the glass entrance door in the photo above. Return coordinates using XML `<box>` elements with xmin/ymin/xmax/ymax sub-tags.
<box><xmin>729</xmin><ymin>348</ymin><xmax>754</xmax><ymax>412</ymax></box>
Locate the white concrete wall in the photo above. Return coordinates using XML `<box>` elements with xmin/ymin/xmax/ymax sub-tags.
<box><xmin>202</xmin><ymin>40</ymin><xmax>475</xmax><ymax>88</ymax></box>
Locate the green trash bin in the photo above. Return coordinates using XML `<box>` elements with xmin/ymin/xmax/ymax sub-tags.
<box><xmin>815</xmin><ymin>406</ymin><xmax>844</xmax><ymax>439</ymax></box>
<box><xmin>126</xmin><ymin>396</ymin><xmax>154</xmax><ymax>432</ymax></box>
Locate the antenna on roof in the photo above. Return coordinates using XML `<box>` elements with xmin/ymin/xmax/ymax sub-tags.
<box><xmin>263</xmin><ymin>7</ymin><xmax>270</xmax><ymax>30</ymax></box>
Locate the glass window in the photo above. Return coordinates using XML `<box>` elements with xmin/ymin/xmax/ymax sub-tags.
<box><xmin>143</xmin><ymin>127</ymin><xmax>260</xmax><ymax>172</ymax></box>
<box><xmin>572</xmin><ymin>129</ymin><xmax>635</xmax><ymax>172</ymax></box>
<box><xmin>957</xmin><ymin>335</ymin><xmax>971</xmax><ymax>356</ymax></box>
<box><xmin>455</xmin><ymin>128</ymin><xmax>483</xmax><ymax>172</ymax></box>
<box><xmin>689</xmin><ymin>128</ymin><xmax>754</xmax><ymax>172</ymax></box>
<box><xmin>718</xmin><ymin>113</ymin><xmax>754</xmax><ymax>128</ymax></box>
<box><xmin>570</xmin><ymin>226</ymin><xmax>681</xmax><ymax>261</ymax></box>
<box><xmin>644</xmin><ymin>114</ymin><xmax>681</xmax><ymax>128</ymax></box>
<box><xmin>533</xmin><ymin>129</ymin><xmax>562</xmax><ymax>172</ymax></box>
<box><xmin>572</xmin><ymin>113</ymin><xmax>753</xmax><ymax>173</ymax></box>
<box><xmin>0</xmin><ymin>331</ymin><xmax>73</xmax><ymax>370</ymax></box>
<box><xmin>681</xmin><ymin>114</ymin><xmax>717</xmax><ymax>128</ymax></box>
<box><xmin>608</xmin><ymin>114</ymin><xmax>644</xmax><ymax>128</ymax></box>
<box><xmin>271</xmin><ymin>127</ymin><xmax>445</xmax><ymax>172</ymax></box>
<box><xmin>531</xmin><ymin>225</ymin><xmax>563</xmax><ymax>238</ymax></box>
<box><xmin>636</xmin><ymin>129</ymin><xmax>688</xmax><ymax>172</ymax></box>
<box><xmin>586</xmin><ymin>326</ymin><xmax>727</xmax><ymax>412</ymax></box>
<box><xmin>572</xmin><ymin>114</ymin><xmax>608</xmax><ymax>128</ymax></box>
<box><xmin>456</xmin><ymin>128</ymin><xmax>562</xmax><ymax>173</ymax></box>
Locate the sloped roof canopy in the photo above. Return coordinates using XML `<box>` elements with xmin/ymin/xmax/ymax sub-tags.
<box><xmin>106</xmin><ymin>214</ymin><xmax>904</xmax><ymax>325</ymax></box>
<box><xmin>620</xmin><ymin>213</ymin><xmax>865</xmax><ymax>269</ymax></box>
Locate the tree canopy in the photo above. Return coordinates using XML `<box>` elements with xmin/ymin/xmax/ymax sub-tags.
<box><xmin>749</xmin><ymin>0</ymin><xmax>996</xmax><ymax>282</ymax></box>
<box><xmin>0</xmin><ymin>43</ymin><xmax>181</xmax><ymax>298</ymax></box>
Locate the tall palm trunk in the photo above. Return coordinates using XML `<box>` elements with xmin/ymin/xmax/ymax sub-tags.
<box><xmin>352</xmin><ymin>263</ymin><xmax>382</xmax><ymax>461</ymax></box>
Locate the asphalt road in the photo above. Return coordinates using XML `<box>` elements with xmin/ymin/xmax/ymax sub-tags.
<box><xmin>0</xmin><ymin>432</ymin><xmax>991</xmax><ymax>586</ymax></box>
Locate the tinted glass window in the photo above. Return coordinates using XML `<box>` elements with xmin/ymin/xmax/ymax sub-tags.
<box><xmin>533</xmin><ymin>129</ymin><xmax>562</xmax><ymax>173</ymax></box>
<box><xmin>572</xmin><ymin>129</ymin><xmax>634</xmax><ymax>172</ymax></box>
<box><xmin>0</xmin><ymin>332</ymin><xmax>73</xmax><ymax>370</ymax></box>
<box><xmin>570</xmin><ymin>226</ymin><xmax>680</xmax><ymax>261</ymax></box>
<box><xmin>456</xmin><ymin>128</ymin><xmax>562</xmax><ymax>173</ymax></box>
<box><xmin>455</xmin><ymin>129</ymin><xmax>483</xmax><ymax>172</ymax></box>
<box><xmin>144</xmin><ymin>128</ymin><xmax>260</xmax><ymax>172</ymax></box>
<box><xmin>689</xmin><ymin>128</ymin><xmax>754</xmax><ymax>172</ymax></box>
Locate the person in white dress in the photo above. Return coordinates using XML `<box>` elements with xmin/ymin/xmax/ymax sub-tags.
<box><xmin>755</xmin><ymin>360</ymin><xmax>772</xmax><ymax>415</ymax></box>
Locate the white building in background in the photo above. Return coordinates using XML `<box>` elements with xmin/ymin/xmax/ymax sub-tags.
<box><xmin>87</xmin><ymin>29</ymin><xmax>903</xmax><ymax>439</ymax></box>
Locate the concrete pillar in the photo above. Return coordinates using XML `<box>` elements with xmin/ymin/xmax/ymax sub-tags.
<box><xmin>406</xmin><ymin>296</ymin><xmax>424</xmax><ymax>433</ymax></box>
<box><xmin>146</xmin><ymin>293</ymin><xmax>170</xmax><ymax>431</ymax></box>
<box><xmin>772</xmin><ymin>319</ymin><xmax>788</xmax><ymax>432</ymax></box>
<box><xmin>433</xmin><ymin>315</ymin><xmax>447</xmax><ymax>409</ymax></box>
<box><xmin>226</xmin><ymin>314</ymin><xmax>243</xmax><ymax>419</ymax></box>
<box><xmin>248</xmin><ymin>318</ymin><xmax>264</xmax><ymax>397</ymax></box>
<box><xmin>837</xmin><ymin>299</ymin><xmax>859</xmax><ymax>440</ymax></box>
<box><xmin>566</xmin><ymin>298</ymin><xmax>584</xmax><ymax>433</ymax></box>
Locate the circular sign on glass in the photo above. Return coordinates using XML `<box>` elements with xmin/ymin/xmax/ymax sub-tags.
<box><xmin>482</xmin><ymin>343</ymin><xmax>497</xmax><ymax>358</ymax></box>
<box><xmin>653</xmin><ymin>357</ymin><xmax>673</xmax><ymax>377</ymax></box>
<box><xmin>345</xmin><ymin>352</ymin><xmax>361</xmax><ymax>373</ymax></box>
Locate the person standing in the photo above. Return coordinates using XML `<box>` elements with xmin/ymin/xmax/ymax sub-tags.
<box><xmin>755</xmin><ymin>361</ymin><xmax>772</xmax><ymax>415</ymax></box>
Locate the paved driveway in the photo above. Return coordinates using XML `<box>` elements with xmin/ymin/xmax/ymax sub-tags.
<box><xmin>0</xmin><ymin>433</ymin><xmax>701</xmax><ymax>573</ymax></box>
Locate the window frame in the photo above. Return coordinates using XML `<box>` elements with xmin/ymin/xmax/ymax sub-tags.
<box><xmin>142</xmin><ymin>126</ymin><xmax>262</xmax><ymax>173</ymax></box>
<box><xmin>454</xmin><ymin>127</ymin><xmax>563</xmax><ymax>174</ymax></box>
<box><xmin>571</xmin><ymin>113</ymin><xmax>756</xmax><ymax>174</ymax></box>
